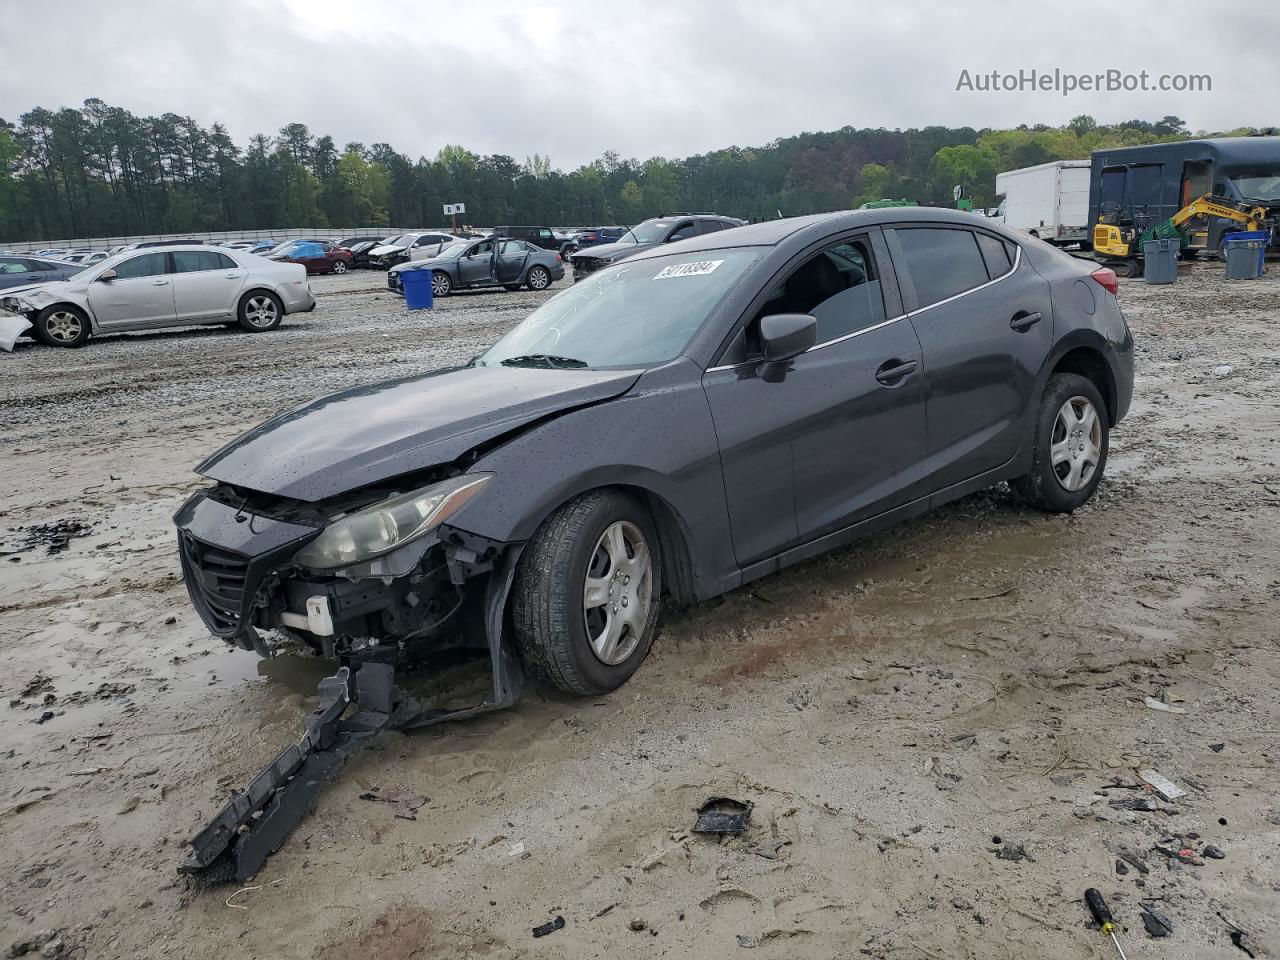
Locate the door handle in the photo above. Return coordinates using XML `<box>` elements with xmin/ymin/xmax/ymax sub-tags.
<box><xmin>1010</xmin><ymin>310</ymin><xmax>1042</xmax><ymax>331</ymax></box>
<box><xmin>875</xmin><ymin>358</ymin><xmax>918</xmax><ymax>386</ymax></box>
<box><xmin>225</xmin><ymin>273</ymin><xmax>240</xmax><ymax>279</ymax></box>
<box><xmin>152</xmin><ymin>279</ymin><xmax>169</xmax><ymax>285</ymax></box>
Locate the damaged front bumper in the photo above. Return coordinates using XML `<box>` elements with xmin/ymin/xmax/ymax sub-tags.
<box><xmin>174</xmin><ymin>486</ymin><xmax>527</xmax><ymax>880</ymax></box>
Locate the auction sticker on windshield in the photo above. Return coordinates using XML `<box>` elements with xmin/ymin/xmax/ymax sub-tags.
<box><xmin>653</xmin><ymin>259</ymin><xmax>724</xmax><ymax>279</ymax></box>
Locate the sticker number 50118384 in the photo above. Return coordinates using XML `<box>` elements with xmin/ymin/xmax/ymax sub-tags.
<box><xmin>653</xmin><ymin>259</ymin><xmax>724</xmax><ymax>279</ymax></box>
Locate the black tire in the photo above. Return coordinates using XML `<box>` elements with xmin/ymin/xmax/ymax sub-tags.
<box><xmin>526</xmin><ymin>265</ymin><xmax>551</xmax><ymax>291</ymax></box>
<box><xmin>431</xmin><ymin>271</ymin><xmax>452</xmax><ymax>298</ymax></box>
<box><xmin>503</xmin><ymin>283</ymin><xmax>523</xmax><ymax>292</ymax></box>
<box><xmin>237</xmin><ymin>291</ymin><xmax>284</xmax><ymax>333</ymax></box>
<box><xmin>512</xmin><ymin>490</ymin><xmax>663</xmax><ymax>696</ymax></box>
<box><xmin>34</xmin><ymin>305</ymin><xmax>90</xmax><ymax>347</ymax></box>
<box><xmin>1010</xmin><ymin>373</ymin><xmax>1109</xmax><ymax>513</ymax></box>
<box><xmin>332</xmin><ymin>260</ymin><xmax>348</xmax><ymax>274</ymax></box>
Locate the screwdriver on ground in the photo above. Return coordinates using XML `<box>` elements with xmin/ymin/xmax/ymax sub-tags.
<box><xmin>1085</xmin><ymin>888</ymin><xmax>1128</xmax><ymax>960</ymax></box>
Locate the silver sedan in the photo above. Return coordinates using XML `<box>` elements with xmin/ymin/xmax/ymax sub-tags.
<box><xmin>0</xmin><ymin>246</ymin><xmax>316</xmax><ymax>348</ymax></box>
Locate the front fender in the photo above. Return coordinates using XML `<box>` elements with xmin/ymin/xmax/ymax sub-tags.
<box><xmin>444</xmin><ymin>358</ymin><xmax>739</xmax><ymax>600</ymax></box>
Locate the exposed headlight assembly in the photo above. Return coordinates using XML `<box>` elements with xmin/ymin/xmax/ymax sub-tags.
<box><xmin>293</xmin><ymin>474</ymin><xmax>491</xmax><ymax>570</ymax></box>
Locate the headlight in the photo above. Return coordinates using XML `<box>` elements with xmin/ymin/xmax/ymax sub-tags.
<box><xmin>293</xmin><ymin>474</ymin><xmax>491</xmax><ymax>570</ymax></box>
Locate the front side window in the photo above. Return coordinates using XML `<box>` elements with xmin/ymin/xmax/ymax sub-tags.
<box><xmin>538</xmin><ymin>228</ymin><xmax>553</xmax><ymax>239</ymax></box>
<box><xmin>894</xmin><ymin>228</ymin><xmax>990</xmax><ymax>309</ymax></box>
<box><xmin>112</xmin><ymin>253</ymin><xmax>169</xmax><ymax>279</ymax></box>
<box><xmin>476</xmin><ymin>248</ymin><xmax>760</xmax><ymax>369</ymax></box>
<box><xmin>751</xmin><ymin>238</ymin><xmax>886</xmax><ymax>348</ymax></box>
<box><xmin>668</xmin><ymin>222</ymin><xmax>697</xmax><ymax>242</ymax></box>
<box><xmin>469</xmin><ymin>241</ymin><xmax>494</xmax><ymax>257</ymax></box>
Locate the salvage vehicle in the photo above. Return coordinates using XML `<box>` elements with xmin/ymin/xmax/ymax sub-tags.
<box><xmin>367</xmin><ymin>231</ymin><xmax>462</xmax><ymax>269</ymax></box>
<box><xmin>0</xmin><ymin>255</ymin><xmax>83</xmax><ymax>291</ymax></box>
<box><xmin>173</xmin><ymin>207</ymin><xmax>1132</xmax><ymax>881</ymax></box>
<box><xmin>570</xmin><ymin>213</ymin><xmax>743</xmax><ymax>281</ymax></box>
<box><xmin>0</xmin><ymin>245</ymin><xmax>314</xmax><ymax>347</ymax></box>
<box><xmin>269</xmin><ymin>239</ymin><xmax>353</xmax><ymax>275</ymax></box>
<box><xmin>491</xmin><ymin>225</ymin><xmax>576</xmax><ymax>260</ymax></box>
<box><xmin>386</xmin><ymin>237</ymin><xmax>564</xmax><ymax>296</ymax></box>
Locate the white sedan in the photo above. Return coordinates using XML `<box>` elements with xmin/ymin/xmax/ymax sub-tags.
<box><xmin>0</xmin><ymin>245</ymin><xmax>316</xmax><ymax>348</ymax></box>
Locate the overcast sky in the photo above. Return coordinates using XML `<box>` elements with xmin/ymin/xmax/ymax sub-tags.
<box><xmin>2</xmin><ymin>0</ymin><xmax>1275</xmax><ymax>168</ymax></box>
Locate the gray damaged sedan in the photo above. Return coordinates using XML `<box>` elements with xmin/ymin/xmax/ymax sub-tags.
<box><xmin>0</xmin><ymin>245</ymin><xmax>315</xmax><ymax>347</ymax></box>
<box><xmin>178</xmin><ymin>206</ymin><xmax>1132</xmax><ymax>695</ymax></box>
<box><xmin>174</xmin><ymin>206</ymin><xmax>1133</xmax><ymax>880</ymax></box>
<box><xmin>386</xmin><ymin>237</ymin><xmax>564</xmax><ymax>298</ymax></box>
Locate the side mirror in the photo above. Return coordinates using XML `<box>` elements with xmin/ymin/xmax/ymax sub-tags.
<box><xmin>757</xmin><ymin>313</ymin><xmax>816</xmax><ymax>383</ymax></box>
<box><xmin>97</xmin><ymin>268</ymin><xmax>118</xmax><ymax>282</ymax></box>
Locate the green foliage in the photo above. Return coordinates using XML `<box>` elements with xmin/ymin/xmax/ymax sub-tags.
<box><xmin>0</xmin><ymin>100</ymin><xmax>1251</xmax><ymax>242</ymax></box>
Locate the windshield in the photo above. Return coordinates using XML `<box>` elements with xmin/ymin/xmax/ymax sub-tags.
<box><xmin>618</xmin><ymin>220</ymin><xmax>673</xmax><ymax>245</ymax></box>
<box><xmin>475</xmin><ymin>249</ymin><xmax>760</xmax><ymax>369</ymax></box>
<box><xmin>1228</xmin><ymin>172</ymin><xmax>1280</xmax><ymax>203</ymax></box>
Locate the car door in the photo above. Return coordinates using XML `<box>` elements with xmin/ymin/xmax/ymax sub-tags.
<box><xmin>495</xmin><ymin>240</ymin><xmax>530</xmax><ymax>284</ymax></box>
<box><xmin>886</xmin><ymin>224</ymin><xmax>1054</xmax><ymax>494</ymax></box>
<box><xmin>87</xmin><ymin>252</ymin><xmax>177</xmax><ymax>328</ymax></box>
<box><xmin>457</xmin><ymin>240</ymin><xmax>495</xmax><ymax>286</ymax></box>
<box><xmin>701</xmin><ymin>228</ymin><xmax>928</xmax><ymax>564</ymax></box>
<box><xmin>172</xmin><ymin>250</ymin><xmax>245</xmax><ymax>321</ymax></box>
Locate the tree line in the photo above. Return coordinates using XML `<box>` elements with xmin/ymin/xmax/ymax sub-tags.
<box><xmin>0</xmin><ymin>100</ymin><xmax>1268</xmax><ymax>243</ymax></box>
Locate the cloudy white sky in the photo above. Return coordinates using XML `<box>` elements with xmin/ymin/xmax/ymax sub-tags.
<box><xmin>2</xmin><ymin>0</ymin><xmax>1275</xmax><ymax>167</ymax></box>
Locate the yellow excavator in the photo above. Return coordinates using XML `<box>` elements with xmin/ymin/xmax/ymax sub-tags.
<box><xmin>1093</xmin><ymin>193</ymin><xmax>1271</xmax><ymax>276</ymax></box>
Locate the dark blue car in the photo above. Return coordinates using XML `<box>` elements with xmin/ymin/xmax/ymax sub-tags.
<box><xmin>0</xmin><ymin>255</ymin><xmax>83</xmax><ymax>291</ymax></box>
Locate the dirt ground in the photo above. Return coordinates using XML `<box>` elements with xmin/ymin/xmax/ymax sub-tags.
<box><xmin>1</xmin><ymin>262</ymin><xmax>1278</xmax><ymax>959</ymax></box>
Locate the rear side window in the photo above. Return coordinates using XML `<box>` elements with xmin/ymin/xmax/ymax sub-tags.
<box><xmin>173</xmin><ymin>251</ymin><xmax>235</xmax><ymax>272</ymax></box>
<box><xmin>113</xmin><ymin>253</ymin><xmax>169</xmax><ymax>279</ymax></box>
<box><xmin>975</xmin><ymin>232</ymin><xmax>1016</xmax><ymax>278</ymax></box>
<box><xmin>696</xmin><ymin>220</ymin><xmax>725</xmax><ymax>235</ymax></box>
<box><xmin>894</xmin><ymin>228</ymin><xmax>989</xmax><ymax>309</ymax></box>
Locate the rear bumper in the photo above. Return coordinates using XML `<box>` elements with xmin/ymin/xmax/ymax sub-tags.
<box><xmin>281</xmin><ymin>282</ymin><xmax>316</xmax><ymax>314</ymax></box>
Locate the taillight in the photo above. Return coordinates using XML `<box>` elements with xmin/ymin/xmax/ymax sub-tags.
<box><xmin>1090</xmin><ymin>267</ymin><xmax>1118</xmax><ymax>296</ymax></box>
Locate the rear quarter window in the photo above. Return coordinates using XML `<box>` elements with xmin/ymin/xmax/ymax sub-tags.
<box><xmin>894</xmin><ymin>227</ymin><xmax>990</xmax><ymax>309</ymax></box>
<box><xmin>975</xmin><ymin>232</ymin><xmax>1016</xmax><ymax>278</ymax></box>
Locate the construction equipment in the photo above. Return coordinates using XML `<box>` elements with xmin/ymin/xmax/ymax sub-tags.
<box><xmin>1084</xmin><ymin>888</ymin><xmax>1128</xmax><ymax>960</ymax></box>
<box><xmin>1093</xmin><ymin>193</ymin><xmax>1272</xmax><ymax>275</ymax></box>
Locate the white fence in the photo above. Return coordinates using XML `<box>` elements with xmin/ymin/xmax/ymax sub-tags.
<box><xmin>2</xmin><ymin>226</ymin><xmax>431</xmax><ymax>254</ymax></box>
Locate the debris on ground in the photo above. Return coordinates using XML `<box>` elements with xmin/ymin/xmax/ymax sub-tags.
<box><xmin>736</xmin><ymin>934</ymin><xmax>758</xmax><ymax>948</ymax></box>
<box><xmin>0</xmin><ymin>518</ymin><xmax>95</xmax><ymax>557</ymax></box>
<box><xmin>1154</xmin><ymin>845</ymin><xmax>1204</xmax><ymax>866</ymax></box>
<box><xmin>692</xmin><ymin>797</ymin><xmax>753</xmax><ymax>834</ymax></box>
<box><xmin>357</xmin><ymin>788</ymin><xmax>428</xmax><ymax>820</ymax></box>
<box><xmin>1202</xmin><ymin>844</ymin><xmax>1226</xmax><ymax>859</ymax></box>
<box><xmin>531</xmin><ymin>915</ymin><xmax>565</xmax><ymax>938</ymax></box>
<box><xmin>1138</xmin><ymin>769</ymin><xmax>1186</xmax><ymax>801</ymax></box>
<box><xmin>1143</xmin><ymin>696</ymin><xmax>1187</xmax><ymax>715</ymax></box>
<box><xmin>991</xmin><ymin>840</ymin><xmax>1035</xmax><ymax>862</ymax></box>
<box><xmin>5</xmin><ymin>928</ymin><xmax>76</xmax><ymax>958</ymax></box>
<box><xmin>1141</xmin><ymin>905</ymin><xmax>1174</xmax><ymax>938</ymax></box>
<box><xmin>628</xmin><ymin>918</ymin><xmax>647</xmax><ymax>932</ymax></box>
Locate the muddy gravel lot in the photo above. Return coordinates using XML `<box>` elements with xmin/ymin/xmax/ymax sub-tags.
<box><xmin>1</xmin><ymin>264</ymin><xmax>1278</xmax><ymax>959</ymax></box>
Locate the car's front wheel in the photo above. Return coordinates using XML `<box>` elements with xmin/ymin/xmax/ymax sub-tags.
<box><xmin>431</xmin><ymin>271</ymin><xmax>452</xmax><ymax>298</ymax></box>
<box><xmin>1011</xmin><ymin>372</ymin><xmax>1109</xmax><ymax>512</ymax></box>
<box><xmin>237</xmin><ymin>291</ymin><xmax>284</xmax><ymax>332</ymax></box>
<box><xmin>332</xmin><ymin>260</ymin><xmax>348</xmax><ymax>274</ymax></box>
<box><xmin>512</xmin><ymin>490</ymin><xmax>662</xmax><ymax>696</ymax></box>
<box><xmin>34</xmin><ymin>305</ymin><xmax>91</xmax><ymax>347</ymax></box>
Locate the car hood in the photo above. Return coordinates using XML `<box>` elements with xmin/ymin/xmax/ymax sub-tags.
<box><xmin>390</xmin><ymin>256</ymin><xmax>453</xmax><ymax>274</ymax></box>
<box><xmin>369</xmin><ymin>244</ymin><xmax>407</xmax><ymax>257</ymax></box>
<box><xmin>573</xmin><ymin>240</ymin><xmax>653</xmax><ymax>261</ymax></box>
<box><xmin>197</xmin><ymin>364</ymin><xmax>642</xmax><ymax>501</ymax></box>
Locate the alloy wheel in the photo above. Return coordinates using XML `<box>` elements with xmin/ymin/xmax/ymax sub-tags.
<box><xmin>582</xmin><ymin>520</ymin><xmax>652</xmax><ymax>665</ymax></box>
<box><xmin>333</xmin><ymin>260</ymin><xmax>347</xmax><ymax>274</ymax></box>
<box><xmin>243</xmin><ymin>296</ymin><xmax>278</xmax><ymax>328</ymax></box>
<box><xmin>431</xmin><ymin>273</ymin><xmax>450</xmax><ymax>297</ymax></box>
<box><xmin>44</xmin><ymin>310</ymin><xmax>83</xmax><ymax>343</ymax></box>
<box><xmin>529</xmin><ymin>267</ymin><xmax>550</xmax><ymax>289</ymax></box>
<box><xmin>1051</xmin><ymin>396</ymin><xmax>1102</xmax><ymax>491</ymax></box>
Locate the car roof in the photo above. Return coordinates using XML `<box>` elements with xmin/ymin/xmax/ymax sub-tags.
<box><xmin>628</xmin><ymin>207</ymin><xmax>1009</xmax><ymax>259</ymax></box>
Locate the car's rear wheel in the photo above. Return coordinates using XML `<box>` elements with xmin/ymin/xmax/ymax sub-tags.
<box><xmin>431</xmin><ymin>271</ymin><xmax>452</xmax><ymax>298</ymax></box>
<box><xmin>512</xmin><ymin>490</ymin><xmax>662</xmax><ymax>696</ymax></box>
<box><xmin>1010</xmin><ymin>372</ymin><xmax>1109</xmax><ymax>512</ymax></box>
<box><xmin>332</xmin><ymin>260</ymin><xmax>348</xmax><ymax>274</ymax></box>
<box><xmin>34</xmin><ymin>305</ymin><xmax>90</xmax><ymax>347</ymax></box>
<box><xmin>527</xmin><ymin>265</ymin><xmax>551</xmax><ymax>290</ymax></box>
<box><xmin>237</xmin><ymin>291</ymin><xmax>283</xmax><ymax>332</ymax></box>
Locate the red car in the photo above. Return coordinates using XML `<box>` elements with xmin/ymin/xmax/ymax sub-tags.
<box><xmin>270</xmin><ymin>240</ymin><xmax>352</xmax><ymax>275</ymax></box>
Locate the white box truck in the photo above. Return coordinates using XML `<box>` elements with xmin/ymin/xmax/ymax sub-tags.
<box><xmin>994</xmin><ymin>159</ymin><xmax>1091</xmax><ymax>245</ymax></box>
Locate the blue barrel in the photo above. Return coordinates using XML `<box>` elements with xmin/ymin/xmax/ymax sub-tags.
<box><xmin>401</xmin><ymin>269</ymin><xmax>434</xmax><ymax>309</ymax></box>
<box><xmin>1223</xmin><ymin>230</ymin><xmax>1267</xmax><ymax>279</ymax></box>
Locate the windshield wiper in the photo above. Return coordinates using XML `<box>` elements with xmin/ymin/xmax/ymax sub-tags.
<box><xmin>499</xmin><ymin>354</ymin><xmax>589</xmax><ymax>369</ymax></box>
